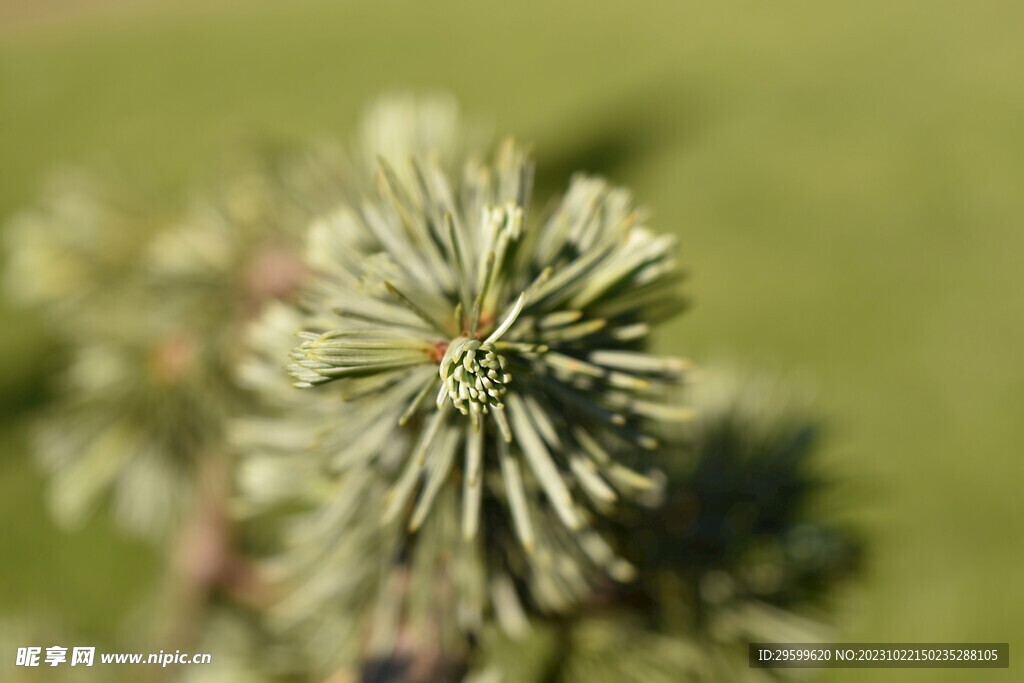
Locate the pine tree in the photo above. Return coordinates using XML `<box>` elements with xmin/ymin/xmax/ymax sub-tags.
<box><xmin>4</xmin><ymin>95</ymin><xmax>860</xmax><ymax>683</ymax></box>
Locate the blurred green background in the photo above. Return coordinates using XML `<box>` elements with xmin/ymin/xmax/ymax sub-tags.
<box><xmin>1</xmin><ymin>1</ymin><xmax>1021</xmax><ymax>681</ymax></box>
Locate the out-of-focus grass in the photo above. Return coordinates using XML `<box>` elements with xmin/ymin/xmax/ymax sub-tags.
<box><xmin>1</xmin><ymin>2</ymin><xmax>1021</xmax><ymax>681</ymax></box>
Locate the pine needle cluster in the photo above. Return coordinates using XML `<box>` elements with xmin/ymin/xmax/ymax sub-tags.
<box><xmin>3</xmin><ymin>95</ymin><xmax>861</xmax><ymax>683</ymax></box>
